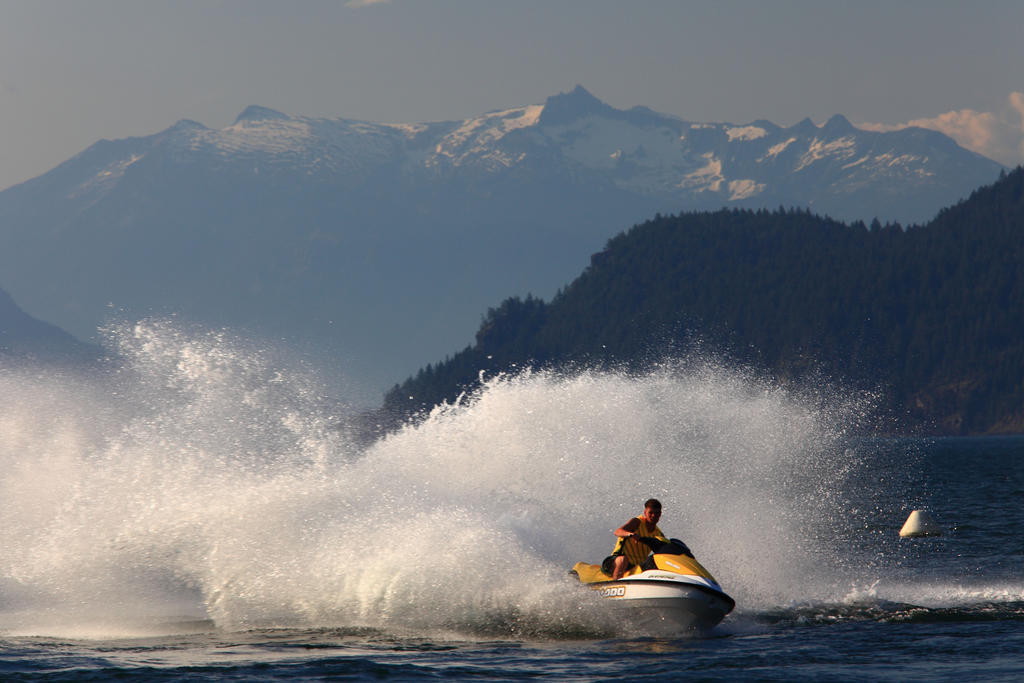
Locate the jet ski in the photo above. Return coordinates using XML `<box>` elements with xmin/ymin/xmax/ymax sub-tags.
<box><xmin>570</xmin><ymin>537</ymin><xmax>735</xmax><ymax>633</ymax></box>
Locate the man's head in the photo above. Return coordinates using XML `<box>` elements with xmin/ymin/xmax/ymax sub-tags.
<box><xmin>643</xmin><ymin>498</ymin><xmax>662</xmax><ymax>524</ymax></box>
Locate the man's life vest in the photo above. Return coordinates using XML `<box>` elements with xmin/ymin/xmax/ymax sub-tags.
<box><xmin>612</xmin><ymin>516</ymin><xmax>667</xmax><ymax>567</ymax></box>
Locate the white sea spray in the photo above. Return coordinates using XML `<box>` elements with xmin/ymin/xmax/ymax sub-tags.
<box><xmin>0</xmin><ymin>319</ymin><xmax>881</xmax><ymax>637</ymax></box>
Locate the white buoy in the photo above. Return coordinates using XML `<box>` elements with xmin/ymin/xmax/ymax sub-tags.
<box><xmin>899</xmin><ymin>509</ymin><xmax>942</xmax><ymax>537</ymax></box>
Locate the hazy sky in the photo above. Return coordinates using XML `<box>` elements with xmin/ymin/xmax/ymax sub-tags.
<box><xmin>2</xmin><ymin>0</ymin><xmax>1023</xmax><ymax>191</ymax></box>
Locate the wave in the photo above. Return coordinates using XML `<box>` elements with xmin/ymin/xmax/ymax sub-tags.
<box><xmin>750</xmin><ymin>598</ymin><xmax>1024</xmax><ymax>628</ymax></box>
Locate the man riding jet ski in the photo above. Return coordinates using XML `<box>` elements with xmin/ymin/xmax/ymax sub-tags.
<box><xmin>571</xmin><ymin>499</ymin><xmax>735</xmax><ymax>632</ymax></box>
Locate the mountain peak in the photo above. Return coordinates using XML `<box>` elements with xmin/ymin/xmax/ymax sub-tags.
<box><xmin>538</xmin><ymin>85</ymin><xmax>615</xmax><ymax>125</ymax></box>
<box><xmin>170</xmin><ymin>119</ymin><xmax>207</xmax><ymax>131</ymax></box>
<box><xmin>791</xmin><ymin>117</ymin><xmax>818</xmax><ymax>134</ymax></box>
<box><xmin>234</xmin><ymin>105</ymin><xmax>290</xmax><ymax>124</ymax></box>
<box><xmin>823</xmin><ymin>114</ymin><xmax>854</xmax><ymax>133</ymax></box>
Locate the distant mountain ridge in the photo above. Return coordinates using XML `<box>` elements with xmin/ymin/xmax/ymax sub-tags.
<box><xmin>0</xmin><ymin>86</ymin><xmax>1005</xmax><ymax>395</ymax></box>
<box><xmin>0</xmin><ymin>287</ymin><xmax>98</xmax><ymax>365</ymax></box>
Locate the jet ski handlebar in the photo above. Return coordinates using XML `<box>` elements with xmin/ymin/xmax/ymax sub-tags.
<box><xmin>636</xmin><ymin>536</ymin><xmax>694</xmax><ymax>558</ymax></box>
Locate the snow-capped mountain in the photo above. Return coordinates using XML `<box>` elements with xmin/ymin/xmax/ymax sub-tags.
<box><xmin>0</xmin><ymin>86</ymin><xmax>1004</xmax><ymax>396</ymax></box>
<box><xmin>45</xmin><ymin>85</ymin><xmax>1001</xmax><ymax>222</ymax></box>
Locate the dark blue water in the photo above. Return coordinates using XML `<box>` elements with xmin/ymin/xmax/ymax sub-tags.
<box><xmin>3</xmin><ymin>436</ymin><xmax>1021</xmax><ymax>681</ymax></box>
<box><xmin>2</xmin><ymin>619</ymin><xmax>1020</xmax><ymax>681</ymax></box>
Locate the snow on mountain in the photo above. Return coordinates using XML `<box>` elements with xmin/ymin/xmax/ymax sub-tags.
<box><xmin>67</xmin><ymin>152</ymin><xmax>144</xmax><ymax>201</ymax></box>
<box><xmin>796</xmin><ymin>136</ymin><xmax>858</xmax><ymax>171</ymax></box>
<box><xmin>726</xmin><ymin>125</ymin><xmax>768</xmax><ymax>142</ymax></box>
<box><xmin>763</xmin><ymin>137</ymin><xmax>797</xmax><ymax>160</ymax></box>
<box><xmin>728</xmin><ymin>179</ymin><xmax>766</xmax><ymax>200</ymax></box>
<box><xmin>429</xmin><ymin>104</ymin><xmax>544</xmax><ymax>169</ymax></box>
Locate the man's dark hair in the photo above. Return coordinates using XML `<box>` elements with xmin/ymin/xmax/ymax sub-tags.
<box><xmin>644</xmin><ymin>498</ymin><xmax>662</xmax><ymax>510</ymax></box>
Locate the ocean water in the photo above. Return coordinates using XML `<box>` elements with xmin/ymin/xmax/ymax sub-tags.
<box><xmin>1</xmin><ymin>320</ymin><xmax>1021</xmax><ymax>680</ymax></box>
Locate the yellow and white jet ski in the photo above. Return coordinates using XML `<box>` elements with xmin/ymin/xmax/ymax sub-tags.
<box><xmin>571</xmin><ymin>537</ymin><xmax>735</xmax><ymax>633</ymax></box>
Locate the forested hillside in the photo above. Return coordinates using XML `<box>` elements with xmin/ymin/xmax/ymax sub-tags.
<box><xmin>385</xmin><ymin>167</ymin><xmax>1024</xmax><ymax>435</ymax></box>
